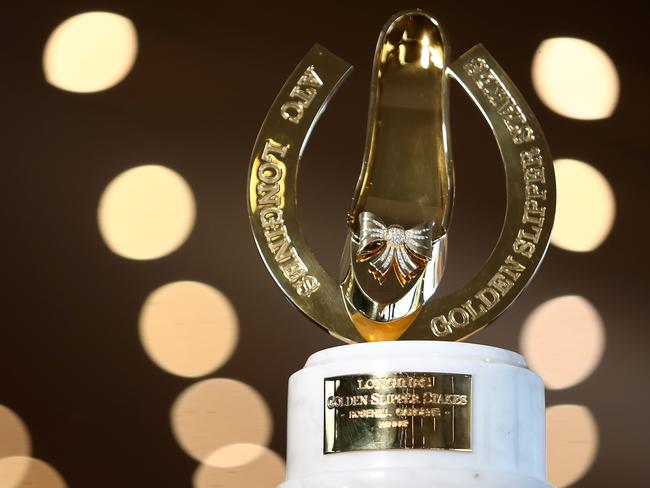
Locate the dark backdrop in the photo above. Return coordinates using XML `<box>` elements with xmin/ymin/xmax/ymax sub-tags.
<box><xmin>1</xmin><ymin>1</ymin><xmax>647</xmax><ymax>486</ymax></box>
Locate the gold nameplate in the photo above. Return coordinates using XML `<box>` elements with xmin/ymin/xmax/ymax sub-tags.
<box><xmin>324</xmin><ymin>372</ymin><xmax>471</xmax><ymax>453</ymax></box>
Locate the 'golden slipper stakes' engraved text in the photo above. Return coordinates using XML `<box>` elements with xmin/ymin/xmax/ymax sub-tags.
<box><xmin>430</xmin><ymin>57</ymin><xmax>550</xmax><ymax>338</ymax></box>
<box><xmin>254</xmin><ymin>66</ymin><xmax>325</xmax><ymax>297</ymax></box>
<box><xmin>463</xmin><ymin>57</ymin><xmax>535</xmax><ymax>145</ymax></box>
<box><xmin>324</xmin><ymin>372</ymin><xmax>471</xmax><ymax>453</ymax></box>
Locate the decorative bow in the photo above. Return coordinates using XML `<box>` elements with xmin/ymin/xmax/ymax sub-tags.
<box><xmin>356</xmin><ymin>211</ymin><xmax>434</xmax><ymax>286</ymax></box>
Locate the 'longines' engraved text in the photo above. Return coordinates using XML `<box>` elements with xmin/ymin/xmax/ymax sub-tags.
<box><xmin>256</xmin><ymin>138</ymin><xmax>320</xmax><ymax>297</ymax></box>
<box><xmin>324</xmin><ymin>373</ymin><xmax>471</xmax><ymax>453</ymax></box>
<box><xmin>280</xmin><ymin>65</ymin><xmax>323</xmax><ymax>124</ymax></box>
<box><xmin>463</xmin><ymin>57</ymin><xmax>535</xmax><ymax>145</ymax></box>
<box><xmin>356</xmin><ymin>375</ymin><xmax>434</xmax><ymax>390</ymax></box>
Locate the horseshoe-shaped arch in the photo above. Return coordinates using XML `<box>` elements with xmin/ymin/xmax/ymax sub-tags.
<box><xmin>247</xmin><ymin>44</ymin><xmax>555</xmax><ymax>343</ymax></box>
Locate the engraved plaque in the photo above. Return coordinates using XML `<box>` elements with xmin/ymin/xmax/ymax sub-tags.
<box><xmin>324</xmin><ymin>372</ymin><xmax>471</xmax><ymax>453</ymax></box>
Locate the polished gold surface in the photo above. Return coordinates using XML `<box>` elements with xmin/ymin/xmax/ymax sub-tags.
<box><xmin>405</xmin><ymin>47</ymin><xmax>555</xmax><ymax>341</ymax></box>
<box><xmin>247</xmin><ymin>11</ymin><xmax>555</xmax><ymax>343</ymax></box>
<box><xmin>324</xmin><ymin>372</ymin><xmax>471</xmax><ymax>453</ymax></box>
<box><xmin>341</xmin><ymin>11</ymin><xmax>452</xmax><ymax>332</ymax></box>
<box><xmin>349</xmin><ymin>12</ymin><xmax>452</xmax><ymax>231</ymax></box>
<box><xmin>248</xmin><ymin>44</ymin><xmax>364</xmax><ymax>343</ymax></box>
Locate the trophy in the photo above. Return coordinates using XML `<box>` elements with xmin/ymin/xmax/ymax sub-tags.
<box><xmin>248</xmin><ymin>9</ymin><xmax>555</xmax><ymax>488</ymax></box>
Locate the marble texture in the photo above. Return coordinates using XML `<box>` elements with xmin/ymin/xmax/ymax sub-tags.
<box><xmin>279</xmin><ymin>341</ymin><xmax>551</xmax><ymax>488</ymax></box>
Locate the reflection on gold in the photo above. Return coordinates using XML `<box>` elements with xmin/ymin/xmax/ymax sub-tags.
<box><xmin>420</xmin><ymin>35</ymin><xmax>430</xmax><ymax>69</ymax></box>
<box><xmin>171</xmin><ymin>379</ymin><xmax>272</xmax><ymax>466</ymax></box>
<box><xmin>532</xmin><ymin>37</ymin><xmax>619</xmax><ymax>120</ymax></box>
<box><xmin>98</xmin><ymin>165</ymin><xmax>196</xmax><ymax>260</ymax></box>
<box><xmin>43</xmin><ymin>11</ymin><xmax>138</xmax><ymax>93</ymax></box>
<box><xmin>139</xmin><ymin>281</ymin><xmax>239</xmax><ymax>378</ymax></box>
<box><xmin>521</xmin><ymin>295</ymin><xmax>605</xmax><ymax>390</ymax></box>
<box><xmin>552</xmin><ymin>159</ymin><xmax>616</xmax><ymax>252</ymax></box>
<box><xmin>547</xmin><ymin>405</ymin><xmax>598</xmax><ymax>487</ymax></box>
<box><xmin>206</xmin><ymin>443</ymin><xmax>267</xmax><ymax>468</ymax></box>
<box><xmin>193</xmin><ymin>446</ymin><xmax>285</xmax><ymax>488</ymax></box>
<box><xmin>398</xmin><ymin>43</ymin><xmax>407</xmax><ymax>65</ymax></box>
<box><xmin>419</xmin><ymin>34</ymin><xmax>443</xmax><ymax>70</ymax></box>
<box><xmin>0</xmin><ymin>457</ymin><xmax>66</xmax><ymax>488</ymax></box>
<box><xmin>348</xmin><ymin>309</ymin><xmax>416</xmax><ymax>342</ymax></box>
<box><xmin>0</xmin><ymin>405</ymin><xmax>30</xmax><ymax>458</ymax></box>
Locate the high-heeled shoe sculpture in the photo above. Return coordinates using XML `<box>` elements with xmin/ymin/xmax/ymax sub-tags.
<box><xmin>341</xmin><ymin>13</ymin><xmax>453</xmax><ymax>341</ymax></box>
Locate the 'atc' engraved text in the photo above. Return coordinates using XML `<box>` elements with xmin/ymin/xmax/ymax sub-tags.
<box><xmin>280</xmin><ymin>65</ymin><xmax>323</xmax><ymax>124</ymax></box>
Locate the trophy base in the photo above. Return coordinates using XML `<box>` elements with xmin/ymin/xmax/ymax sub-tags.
<box><xmin>279</xmin><ymin>341</ymin><xmax>551</xmax><ymax>488</ymax></box>
<box><xmin>280</xmin><ymin>468</ymin><xmax>551</xmax><ymax>488</ymax></box>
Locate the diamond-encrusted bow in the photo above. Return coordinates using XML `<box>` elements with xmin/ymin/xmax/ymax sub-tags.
<box><xmin>356</xmin><ymin>211</ymin><xmax>434</xmax><ymax>286</ymax></box>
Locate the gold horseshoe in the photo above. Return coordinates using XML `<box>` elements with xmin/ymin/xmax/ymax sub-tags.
<box><xmin>247</xmin><ymin>13</ymin><xmax>555</xmax><ymax>343</ymax></box>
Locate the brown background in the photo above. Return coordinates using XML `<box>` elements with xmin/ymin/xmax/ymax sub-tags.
<box><xmin>1</xmin><ymin>0</ymin><xmax>648</xmax><ymax>486</ymax></box>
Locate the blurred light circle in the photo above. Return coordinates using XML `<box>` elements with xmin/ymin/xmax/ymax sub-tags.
<box><xmin>43</xmin><ymin>11</ymin><xmax>137</xmax><ymax>93</ymax></box>
<box><xmin>206</xmin><ymin>443</ymin><xmax>267</xmax><ymax>468</ymax></box>
<box><xmin>0</xmin><ymin>457</ymin><xmax>66</xmax><ymax>488</ymax></box>
<box><xmin>194</xmin><ymin>446</ymin><xmax>285</xmax><ymax>488</ymax></box>
<box><xmin>532</xmin><ymin>37</ymin><xmax>619</xmax><ymax>120</ymax></box>
<box><xmin>139</xmin><ymin>281</ymin><xmax>239</xmax><ymax>378</ymax></box>
<box><xmin>552</xmin><ymin>158</ymin><xmax>616</xmax><ymax>252</ymax></box>
<box><xmin>521</xmin><ymin>295</ymin><xmax>605</xmax><ymax>390</ymax></box>
<box><xmin>0</xmin><ymin>405</ymin><xmax>31</xmax><ymax>458</ymax></box>
<box><xmin>98</xmin><ymin>165</ymin><xmax>195</xmax><ymax>260</ymax></box>
<box><xmin>171</xmin><ymin>379</ymin><xmax>272</xmax><ymax>466</ymax></box>
<box><xmin>547</xmin><ymin>405</ymin><xmax>599</xmax><ymax>487</ymax></box>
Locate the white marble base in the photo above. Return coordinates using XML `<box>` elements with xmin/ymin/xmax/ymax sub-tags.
<box><xmin>279</xmin><ymin>341</ymin><xmax>551</xmax><ymax>488</ymax></box>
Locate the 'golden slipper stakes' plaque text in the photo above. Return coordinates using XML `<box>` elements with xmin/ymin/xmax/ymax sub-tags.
<box><xmin>325</xmin><ymin>373</ymin><xmax>471</xmax><ymax>453</ymax></box>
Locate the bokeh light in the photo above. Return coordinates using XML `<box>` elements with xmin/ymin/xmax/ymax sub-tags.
<box><xmin>193</xmin><ymin>446</ymin><xmax>285</xmax><ymax>488</ymax></box>
<box><xmin>547</xmin><ymin>405</ymin><xmax>599</xmax><ymax>487</ymax></box>
<box><xmin>552</xmin><ymin>158</ymin><xmax>616</xmax><ymax>252</ymax></box>
<box><xmin>0</xmin><ymin>457</ymin><xmax>66</xmax><ymax>488</ymax></box>
<box><xmin>0</xmin><ymin>405</ymin><xmax>30</xmax><ymax>458</ymax></box>
<box><xmin>43</xmin><ymin>12</ymin><xmax>137</xmax><ymax>93</ymax></box>
<box><xmin>532</xmin><ymin>37</ymin><xmax>619</xmax><ymax>120</ymax></box>
<box><xmin>139</xmin><ymin>281</ymin><xmax>239</xmax><ymax>378</ymax></box>
<box><xmin>171</xmin><ymin>379</ymin><xmax>272</xmax><ymax>466</ymax></box>
<box><xmin>521</xmin><ymin>295</ymin><xmax>605</xmax><ymax>390</ymax></box>
<box><xmin>206</xmin><ymin>443</ymin><xmax>267</xmax><ymax>468</ymax></box>
<box><xmin>98</xmin><ymin>165</ymin><xmax>196</xmax><ymax>260</ymax></box>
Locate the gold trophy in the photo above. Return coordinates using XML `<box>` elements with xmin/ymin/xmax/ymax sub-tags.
<box><xmin>248</xmin><ymin>9</ymin><xmax>555</xmax><ymax>488</ymax></box>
